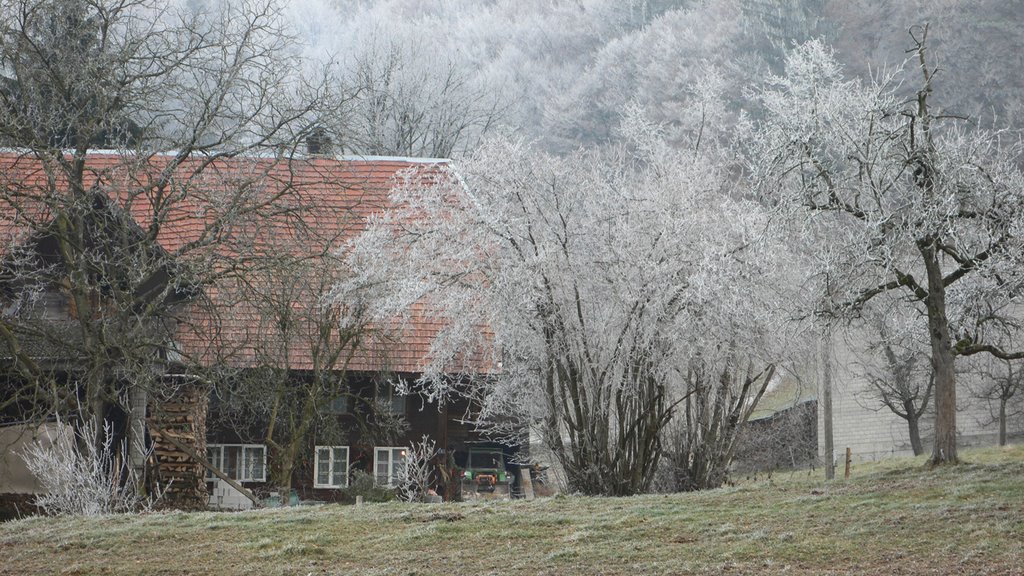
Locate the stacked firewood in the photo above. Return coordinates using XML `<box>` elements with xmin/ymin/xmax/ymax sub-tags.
<box><xmin>148</xmin><ymin>384</ymin><xmax>208</xmax><ymax>510</ymax></box>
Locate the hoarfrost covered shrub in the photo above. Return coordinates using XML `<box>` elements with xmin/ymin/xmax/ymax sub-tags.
<box><xmin>343</xmin><ymin>114</ymin><xmax>793</xmax><ymax>495</ymax></box>
<box><xmin>397</xmin><ymin>435</ymin><xmax>438</xmax><ymax>503</ymax></box>
<box><xmin>22</xmin><ymin>417</ymin><xmax>161</xmax><ymax>516</ymax></box>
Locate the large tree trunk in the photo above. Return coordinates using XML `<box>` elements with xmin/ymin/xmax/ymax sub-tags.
<box><xmin>906</xmin><ymin>413</ymin><xmax>924</xmax><ymax>457</ymax></box>
<box><xmin>269</xmin><ymin>439</ymin><xmax>298</xmax><ymax>506</ymax></box>
<box><xmin>920</xmin><ymin>243</ymin><xmax>958</xmax><ymax>465</ymax></box>
<box><xmin>128</xmin><ymin>383</ymin><xmax>148</xmax><ymax>482</ymax></box>
<box><xmin>998</xmin><ymin>398</ymin><xmax>1007</xmax><ymax>447</ymax></box>
<box><xmin>86</xmin><ymin>367</ymin><xmax>109</xmax><ymax>453</ymax></box>
<box><xmin>900</xmin><ymin>397</ymin><xmax>925</xmax><ymax>457</ymax></box>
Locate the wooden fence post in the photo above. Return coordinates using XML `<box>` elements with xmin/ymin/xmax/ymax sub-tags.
<box><xmin>844</xmin><ymin>447</ymin><xmax>852</xmax><ymax>479</ymax></box>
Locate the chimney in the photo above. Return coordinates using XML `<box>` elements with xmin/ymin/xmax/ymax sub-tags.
<box><xmin>306</xmin><ymin>126</ymin><xmax>333</xmax><ymax>156</ymax></box>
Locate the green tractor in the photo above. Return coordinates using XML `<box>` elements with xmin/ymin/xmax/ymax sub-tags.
<box><xmin>459</xmin><ymin>447</ymin><xmax>513</xmax><ymax>500</ymax></box>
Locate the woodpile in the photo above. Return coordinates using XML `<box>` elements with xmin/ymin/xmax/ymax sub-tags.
<box><xmin>148</xmin><ymin>384</ymin><xmax>208</xmax><ymax>510</ymax></box>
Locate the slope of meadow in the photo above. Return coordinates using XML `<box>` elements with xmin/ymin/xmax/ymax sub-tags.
<box><xmin>1</xmin><ymin>445</ymin><xmax>1022</xmax><ymax>575</ymax></box>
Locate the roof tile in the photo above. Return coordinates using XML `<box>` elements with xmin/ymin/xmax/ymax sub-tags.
<box><xmin>0</xmin><ymin>151</ymin><xmax>489</xmax><ymax>374</ymax></box>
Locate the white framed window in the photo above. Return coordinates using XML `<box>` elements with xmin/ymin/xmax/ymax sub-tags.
<box><xmin>314</xmin><ymin>446</ymin><xmax>350</xmax><ymax>488</ymax></box>
<box><xmin>206</xmin><ymin>444</ymin><xmax>266</xmax><ymax>482</ymax></box>
<box><xmin>374</xmin><ymin>446</ymin><xmax>407</xmax><ymax>486</ymax></box>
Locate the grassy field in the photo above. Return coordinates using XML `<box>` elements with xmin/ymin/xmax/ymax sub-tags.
<box><xmin>1</xmin><ymin>445</ymin><xmax>1022</xmax><ymax>575</ymax></box>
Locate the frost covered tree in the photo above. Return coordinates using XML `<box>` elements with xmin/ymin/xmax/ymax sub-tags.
<box><xmin>970</xmin><ymin>358</ymin><xmax>1023</xmax><ymax>447</ymax></box>
<box><xmin>853</xmin><ymin>308</ymin><xmax>933</xmax><ymax>456</ymax></box>
<box><xmin>751</xmin><ymin>31</ymin><xmax>1024</xmax><ymax>465</ymax></box>
<box><xmin>0</xmin><ymin>0</ymin><xmax>341</xmax><ymax>480</ymax></box>
<box><xmin>336</xmin><ymin>35</ymin><xmax>505</xmax><ymax>158</ymax></box>
<box><xmin>343</xmin><ymin>113</ymin><xmax>788</xmax><ymax>495</ymax></box>
<box><xmin>286</xmin><ymin>2</ymin><xmax>507</xmax><ymax>159</ymax></box>
<box><xmin>290</xmin><ymin>0</ymin><xmax>1024</xmax><ymax>155</ymax></box>
<box><xmin>540</xmin><ymin>0</ymin><xmax>770</xmax><ymax>152</ymax></box>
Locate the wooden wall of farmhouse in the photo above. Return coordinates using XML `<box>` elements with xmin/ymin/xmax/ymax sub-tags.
<box><xmin>404</xmin><ymin>395</ymin><xmax>475</xmax><ymax>450</ymax></box>
<box><xmin>203</xmin><ymin>370</ymin><xmax>509</xmax><ymax>502</ymax></box>
<box><xmin>206</xmin><ymin>372</ymin><xmax>483</xmax><ymax>452</ymax></box>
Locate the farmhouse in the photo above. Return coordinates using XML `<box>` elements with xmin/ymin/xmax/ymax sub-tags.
<box><xmin>0</xmin><ymin>150</ymin><xmax>510</xmax><ymax>514</ymax></box>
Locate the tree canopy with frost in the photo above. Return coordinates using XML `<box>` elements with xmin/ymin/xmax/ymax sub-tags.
<box><xmin>342</xmin><ymin>113</ymin><xmax>791</xmax><ymax>495</ymax></box>
<box><xmin>751</xmin><ymin>30</ymin><xmax>1024</xmax><ymax>465</ymax></box>
<box><xmin>335</xmin><ymin>35</ymin><xmax>505</xmax><ymax>158</ymax></box>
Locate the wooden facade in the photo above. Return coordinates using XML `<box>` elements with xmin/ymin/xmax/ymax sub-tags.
<box><xmin>204</xmin><ymin>370</ymin><xmax>513</xmax><ymax>506</ymax></box>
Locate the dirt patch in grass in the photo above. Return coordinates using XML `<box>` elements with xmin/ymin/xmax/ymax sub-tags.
<box><xmin>1</xmin><ymin>445</ymin><xmax>1022</xmax><ymax>575</ymax></box>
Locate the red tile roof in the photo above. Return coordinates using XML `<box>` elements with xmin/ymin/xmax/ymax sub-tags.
<box><xmin>0</xmin><ymin>151</ymin><xmax>490</xmax><ymax>375</ymax></box>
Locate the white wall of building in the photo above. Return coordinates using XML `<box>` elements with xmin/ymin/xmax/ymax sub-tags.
<box><xmin>0</xmin><ymin>422</ymin><xmax>69</xmax><ymax>494</ymax></box>
<box><xmin>818</xmin><ymin>334</ymin><xmax>1024</xmax><ymax>464</ymax></box>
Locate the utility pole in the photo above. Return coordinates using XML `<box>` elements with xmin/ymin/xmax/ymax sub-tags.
<box><xmin>821</xmin><ymin>274</ymin><xmax>836</xmax><ymax>481</ymax></box>
<box><xmin>822</xmin><ymin>326</ymin><xmax>835</xmax><ymax>480</ymax></box>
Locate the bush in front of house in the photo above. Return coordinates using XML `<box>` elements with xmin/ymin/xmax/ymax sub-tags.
<box><xmin>21</xmin><ymin>417</ymin><xmax>165</xmax><ymax>516</ymax></box>
<box><xmin>341</xmin><ymin>470</ymin><xmax>395</xmax><ymax>503</ymax></box>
